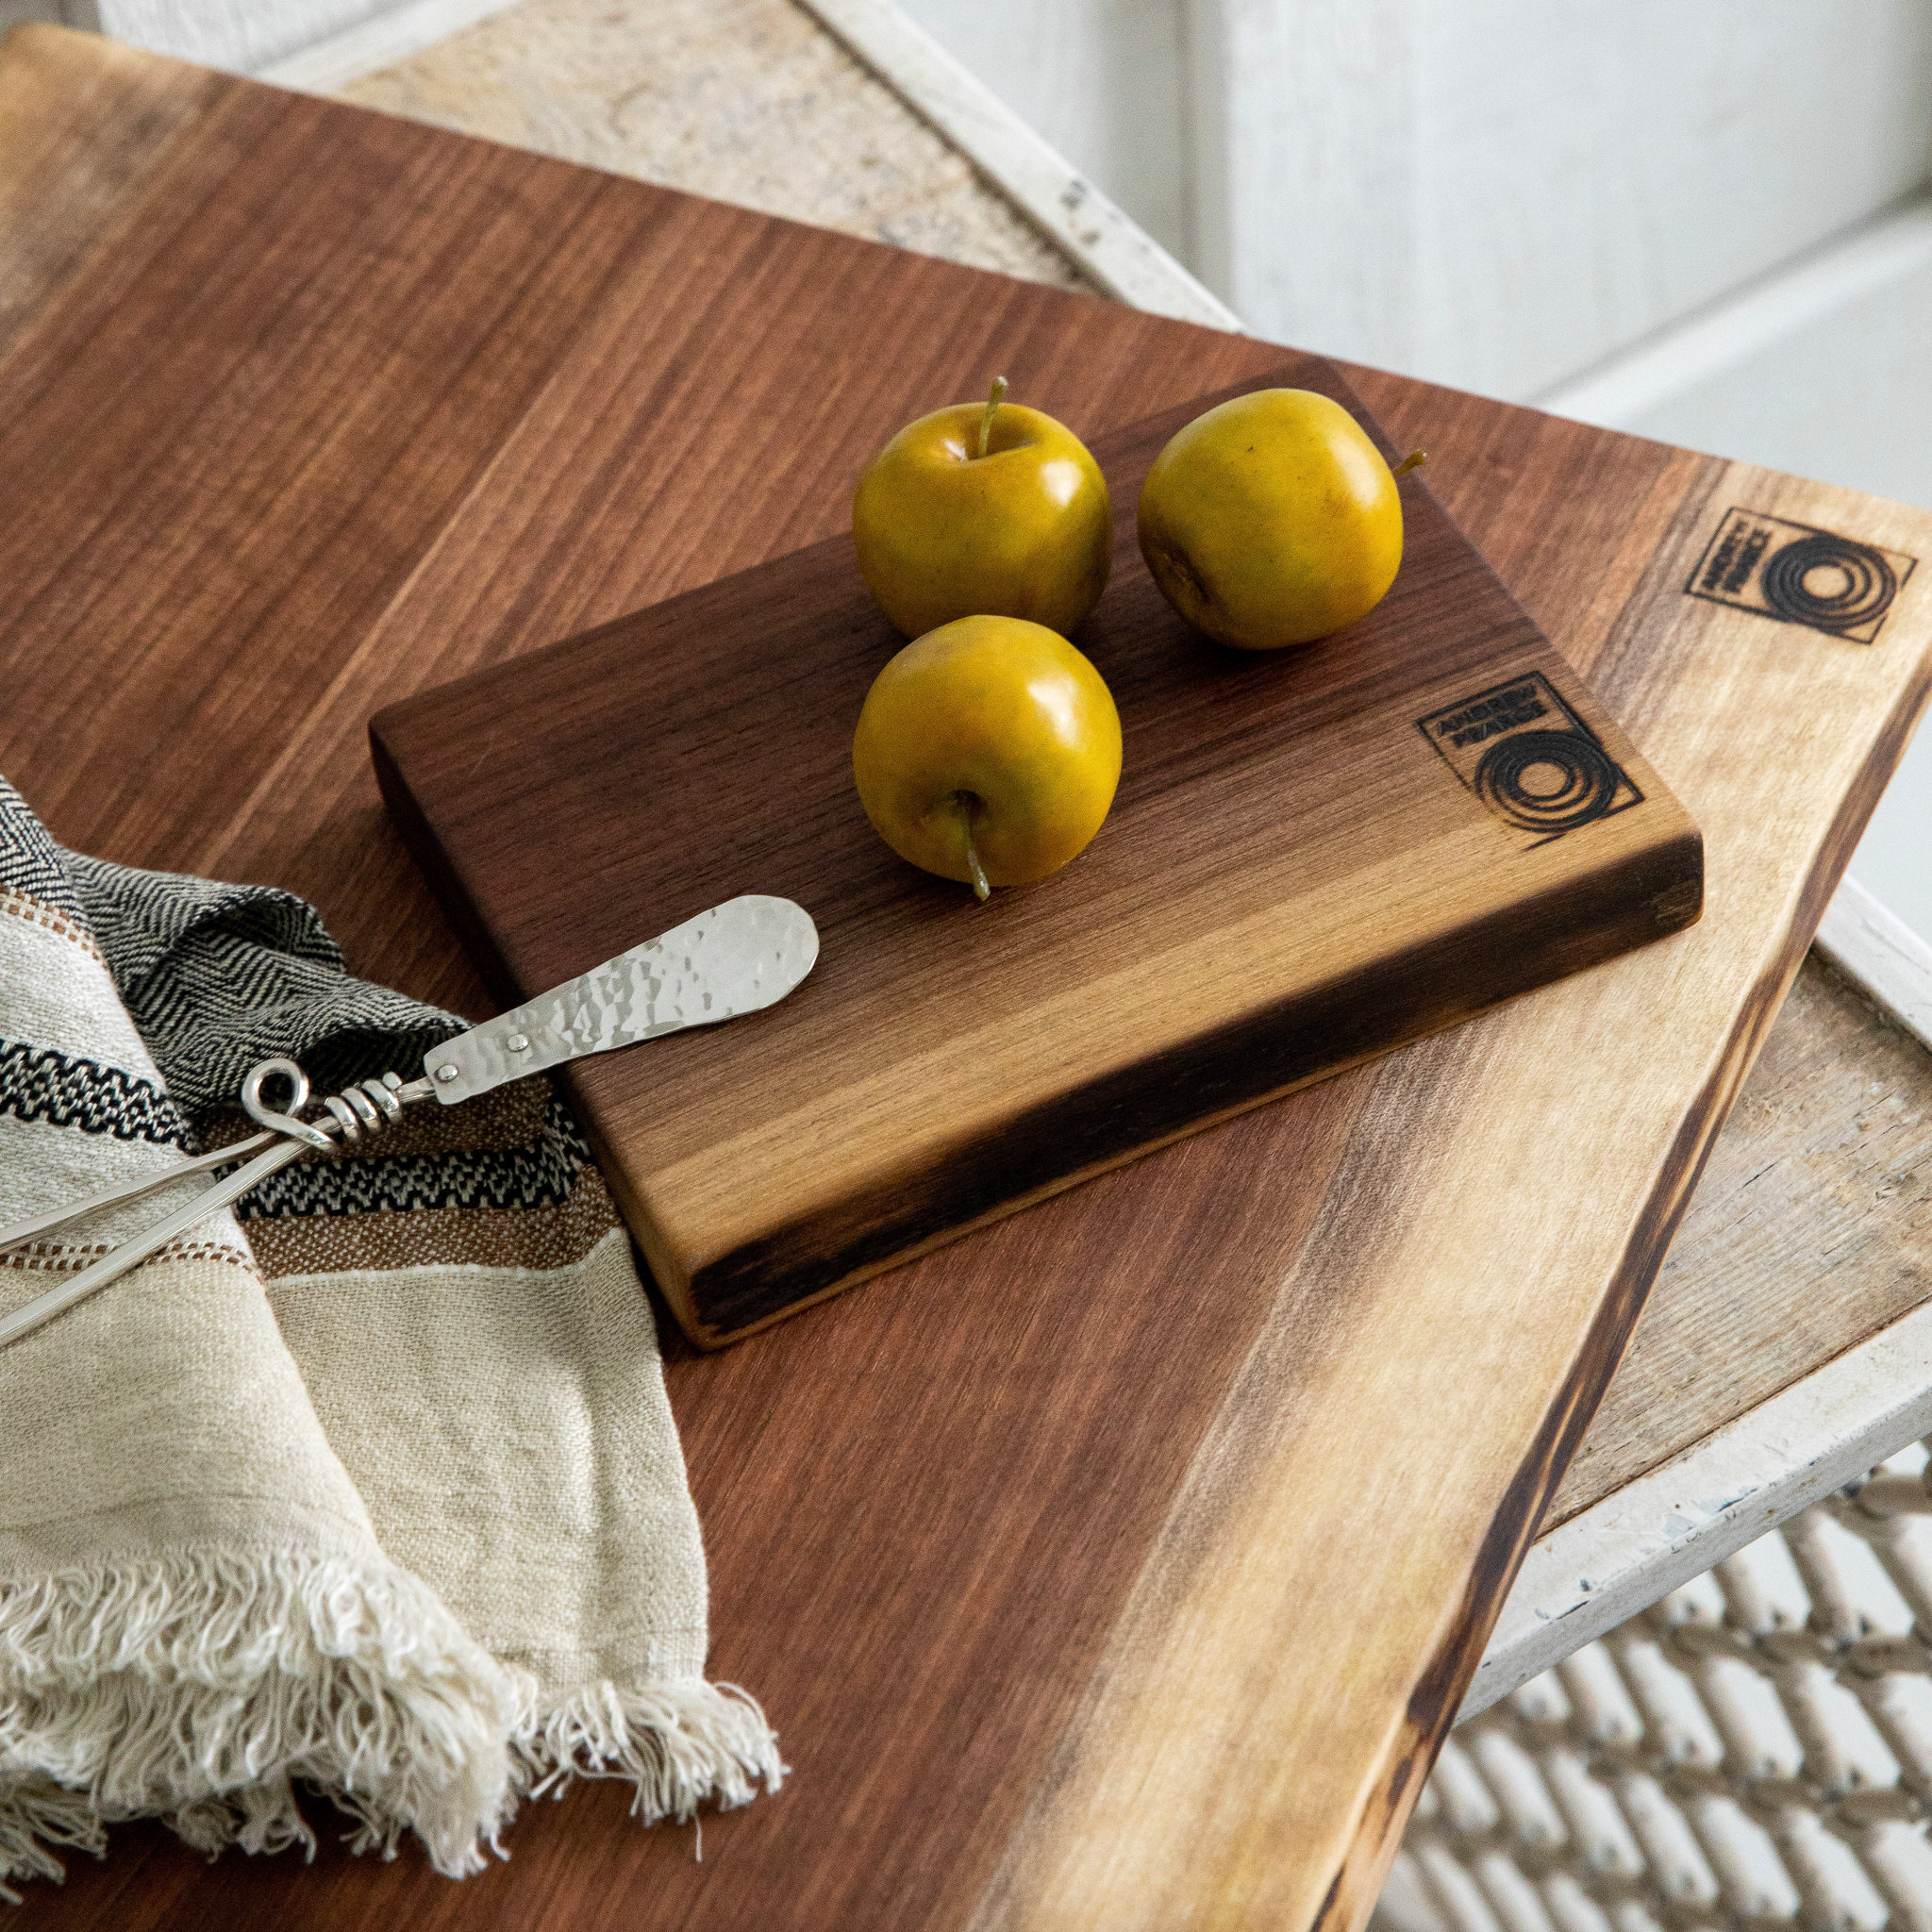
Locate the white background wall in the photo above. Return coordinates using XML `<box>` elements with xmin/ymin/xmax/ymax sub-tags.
<box><xmin>0</xmin><ymin>1</ymin><xmax>70</xmax><ymax>27</ymax></box>
<box><xmin>0</xmin><ymin>0</ymin><xmax>420</xmax><ymax>66</ymax></box>
<box><xmin>892</xmin><ymin>0</ymin><xmax>1191</xmax><ymax>263</ymax></box>
<box><xmin>1200</xmin><ymin>0</ymin><xmax>1932</xmax><ymax>400</ymax></box>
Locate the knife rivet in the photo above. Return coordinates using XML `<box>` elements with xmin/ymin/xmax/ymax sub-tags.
<box><xmin>434</xmin><ymin>1063</ymin><xmax>459</xmax><ymax>1083</ymax></box>
<box><xmin>506</xmin><ymin>1033</ymin><xmax>529</xmax><ymax>1053</ymax></box>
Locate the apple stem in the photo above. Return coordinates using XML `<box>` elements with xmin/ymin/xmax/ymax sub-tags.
<box><xmin>1393</xmin><ymin>448</ymin><xmax>1428</xmax><ymax>475</ymax></box>
<box><xmin>955</xmin><ymin>792</ymin><xmax>992</xmax><ymax>901</ymax></box>
<box><xmin>975</xmin><ymin>375</ymin><xmax>1008</xmax><ymax>460</ymax></box>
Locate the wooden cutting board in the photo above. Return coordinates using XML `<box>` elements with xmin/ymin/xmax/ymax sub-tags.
<box><xmin>5</xmin><ymin>27</ymin><xmax>1931</xmax><ymax>1932</ymax></box>
<box><xmin>371</xmin><ymin>358</ymin><xmax>1701</xmax><ymax>1346</ymax></box>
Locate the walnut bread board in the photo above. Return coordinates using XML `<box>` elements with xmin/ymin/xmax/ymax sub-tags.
<box><xmin>8</xmin><ymin>26</ymin><xmax>1932</xmax><ymax>1929</ymax></box>
<box><xmin>370</xmin><ymin>358</ymin><xmax>1703</xmax><ymax>1348</ymax></box>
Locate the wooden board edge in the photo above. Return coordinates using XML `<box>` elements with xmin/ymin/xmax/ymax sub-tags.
<box><xmin>670</xmin><ymin>817</ymin><xmax>1702</xmax><ymax>1346</ymax></box>
<box><xmin>1315</xmin><ymin>622</ymin><xmax>1932</xmax><ymax>1925</ymax></box>
<box><xmin>367</xmin><ymin>719</ymin><xmax>519</xmax><ymax>1013</ymax></box>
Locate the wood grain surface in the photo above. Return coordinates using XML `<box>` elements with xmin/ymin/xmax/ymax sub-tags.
<box><xmin>1546</xmin><ymin>948</ymin><xmax>1932</xmax><ymax>1530</ymax></box>
<box><xmin>332</xmin><ymin>0</ymin><xmax>1099</xmax><ymax>296</ymax></box>
<box><xmin>2</xmin><ymin>27</ymin><xmax>1929</xmax><ymax>1932</ymax></box>
<box><xmin>371</xmin><ymin>359</ymin><xmax>1700</xmax><ymax>1346</ymax></box>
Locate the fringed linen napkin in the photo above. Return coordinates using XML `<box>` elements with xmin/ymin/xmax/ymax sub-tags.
<box><xmin>0</xmin><ymin>777</ymin><xmax>781</xmax><ymax>1897</ymax></box>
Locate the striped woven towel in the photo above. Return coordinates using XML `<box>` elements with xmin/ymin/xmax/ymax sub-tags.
<box><xmin>0</xmin><ymin>776</ymin><xmax>781</xmax><ymax>1897</ymax></box>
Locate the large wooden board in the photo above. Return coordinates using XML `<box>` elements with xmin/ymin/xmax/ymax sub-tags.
<box><xmin>371</xmin><ymin>360</ymin><xmax>1700</xmax><ymax>1346</ymax></box>
<box><xmin>2</xmin><ymin>27</ymin><xmax>1929</xmax><ymax>1932</ymax></box>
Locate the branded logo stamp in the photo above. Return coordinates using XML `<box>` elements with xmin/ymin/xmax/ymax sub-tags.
<box><xmin>1417</xmin><ymin>672</ymin><xmax>1641</xmax><ymax>848</ymax></box>
<box><xmin>1688</xmin><ymin>508</ymin><xmax>1915</xmax><ymax>643</ymax></box>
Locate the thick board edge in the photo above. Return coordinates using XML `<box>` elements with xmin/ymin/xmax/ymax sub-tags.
<box><xmin>678</xmin><ymin>820</ymin><xmax>1704</xmax><ymax>1343</ymax></box>
<box><xmin>367</xmin><ymin>724</ymin><xmax>519</xmax><ymax>1015</ymax></box>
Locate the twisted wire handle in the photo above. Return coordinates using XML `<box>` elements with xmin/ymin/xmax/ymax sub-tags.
<box><xmin>239</xmin><ymin>1058</ymin><xmax>425</xmax><ymax>1151</ymax></box>
<box><xmin>0</xmin><ymin>1058</ymin><xmax>435</xmax><ymax>1348</ymax></box>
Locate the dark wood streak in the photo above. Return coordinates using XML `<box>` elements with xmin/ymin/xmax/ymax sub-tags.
<box><xmin>1312</xmin><ymin>1164</ymin><xmax>1689</xmax><ymax>1932</ymax></box>
<box><xmin>691</xmin><ymin>824</ymin><xmax>1704</xmax><ymax>1335</ymax></box>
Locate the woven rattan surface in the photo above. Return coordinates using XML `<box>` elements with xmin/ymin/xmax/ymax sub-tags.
<box><xmin>1392</xmin><ymin>1452</ymin><xmax>1932</xmax><ymax>1932</ymax></box>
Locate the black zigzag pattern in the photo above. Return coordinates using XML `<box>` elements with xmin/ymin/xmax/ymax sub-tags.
<box><xmin>0</xmin><ymin>1038</ymin><xmax>192</xmax><ymax>1149</ymax></box>
<box><xmin>0</xmin><ymin>778</ymin><xmax>596</xmax><ymax>1220</ymax></box>
<box><xmin>234</xmin><ymin>1093</ymin><xmax>592</xmax><ymax>1220</ymax></box>
<box><xmin>64</xmin><ymin>850</ymin><xmax>463</xmax><ymax>1119</ymax></box>
<box><xmin>0</xmin><ymin>776</ymin><xmax>85</xmax><ymax>922</ymax></box>
<box><xmin>52</xmin><ymin>822</ymin><xmax>594</xmax><ymax>1219</ymax></box>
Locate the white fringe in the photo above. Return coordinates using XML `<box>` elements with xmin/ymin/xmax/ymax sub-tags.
<box><xmin>517</xmin><ymin>1677</ymin><xmax>786</xmax><ymax>1823</ymax></box>
<box><xmin>0</xmin><ymin>1547</ymin><xmax>525</xmax><ymax>1896</ymax></box>
<box><xmin>0</xmin><ymin>1553</ymin><xmax>785</xmax><ymax>1901</ymax></box>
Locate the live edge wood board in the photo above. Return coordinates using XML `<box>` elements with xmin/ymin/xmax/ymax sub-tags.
<box><xmin>372</xmin><ymin>360</ymin><xmax>1704</xmax><ymax>1347</ymax></box>
<box><xmin>4</xmin><ymin>26</ymin><xmax>1931</xmax><ymax>1932</ymax></box>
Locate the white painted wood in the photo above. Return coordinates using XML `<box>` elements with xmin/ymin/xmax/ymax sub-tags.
<box><xmin>1461</xmin><ymin>1296</ymin><xmax>1932</xmax><ymax>1724</ymax></box>
<box><xmin>83</xmin><ymin>0</ymin><xmax>1932</xmax><ymax>411</ymax></box>
<box><xmin>892</xmin><ymin>0</ymin><xmax>1189</xmax><ymax>266</ymax></box>
<box><xmin>1536</xmin><ymin>195</ymin><xmax>1932</xmax><ymax>434</ymax></box>
<box><xmin>1188</xmin><ymin>0</ymin><xmax>1932</xmax><ymax>395</ymax></box>
<box><xmin>1849</xmin><ymin>729</ymin><xmax>1932</xmax><ymax>955</ymax></box>
<box><xmin>1187</xmin><ymin>0</ymin><xmax>1418</xmax><ymax>372</ymax></box>
<box><xmin>1817</xmin><ymin>875</ymin><xmax>1932</xmax><ymax>1056</ymax></box>
<box><xmin>94</xmin><ymin>0</ymin><xmax>391</xmax><ymax>70</ymax></box>
<box><xmin>71</xmin><ymin>0</ymin><xmax>512</xmax><ymax>76</ymax></box>
<box><xmin>1601</xmin><ymin>240</ymin><xmax>1932</xmax><ymax>518</ymax></box>
<box><xmin>258</xmin><ymin>0</ymin><xmax>518</xmax><ymax>91</ymax></box>
<box><xmin>798</xmin><ymin>0</ymin><xmax>1239</xmax><ymax>329</ymax></box>
<box><xmin>1410</xmin><ymin>1</ymin><xmax>1932</xmax><ymax>400</ymax></box>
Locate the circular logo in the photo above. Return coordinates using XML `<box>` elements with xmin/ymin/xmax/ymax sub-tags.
<box><xmin>1474</xmin><ymin>730</ymin><xmax>1623</xmax><ymax>835</ymax></box>
<box><xmin>1759</xmin><ymin>532</ymin><xmax>1897</xmax><ymax>634</ymax></box>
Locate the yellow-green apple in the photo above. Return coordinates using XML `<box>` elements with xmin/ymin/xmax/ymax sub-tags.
<box><xmin>1137</xmin><ymin>387</ymin><xmax>1424</xmax><ymax>650</ymax></box>
<box><xmin>851</xmin><ymin>614</ymin><xmax>1122</xmax><ymax>900</ymax></box>
<box><xmin>852</xmin><ymin>378</ymin><xmax>1112</xmax><ymax>639</ymax></box>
